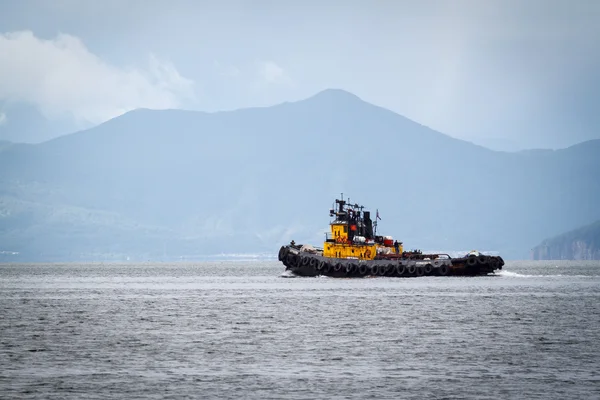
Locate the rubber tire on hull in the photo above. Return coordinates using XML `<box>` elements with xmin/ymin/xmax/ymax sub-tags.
<box><xmin>396</xmin><ymin>264</ymin><xmax>406</xmax><ymax>276</ymax></box>
<box><xmin>386</xmin><ymin>264</ymin><xmax>395</xmax><ymax>276</ymax></box>
<box><xmin>358</xmin><ymin>264</ymin><xmax>368</xmax><ymax>275</ymax></box>
<box><xmin>346</xmin><ymin>263</ymin><xmax>357</xmax><ymax>274</ymax></box>
<box><xmin>278</xmin><ymin>246</ymin><xmax>287</xmax><ymax>261</ymax></box>
<box><xmin>467</xmin><ymin>256</ymin><xmax>477</xmax><ymax>267</ymax></box>
<box><xmin>489</xmin><ymin>258</ymin><xmax>498</xmax><ymax>270</ymax></box>
<box><xmin>424</xmin><ymin>264</ymin><xmax>433</xmax><ymax>274</ymax></box>
<box><xmin>415</xmin><ymin>266</ymin><xmax>425</xmax><ymax>277</ymax></box>
<box><xmin>438</xmin><ymin>265</ymin><xmax>449</xmax><ymax>276</ymax></box>
<box><xmin>286</xmin><ymin>253</ymin><xmax>297</xmax><ymax>268</ymax></box>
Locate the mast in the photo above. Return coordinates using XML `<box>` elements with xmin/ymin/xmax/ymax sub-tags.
<box><xmin>373</xmin><ymin>209</ymin><xmax>378</xmax><ymax>236</ymax></box>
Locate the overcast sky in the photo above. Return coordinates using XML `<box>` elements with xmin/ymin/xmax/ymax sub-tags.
<box><xmin>1</xmin><ymin>0</ymin><xmax>598</xmax><ymax>150</ymax></box>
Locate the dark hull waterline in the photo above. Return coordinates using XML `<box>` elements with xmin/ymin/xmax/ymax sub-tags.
<box><xmin>278</xmin><ymin>245</ymin><xmax>504</xmax><ymax>278</ymax></box>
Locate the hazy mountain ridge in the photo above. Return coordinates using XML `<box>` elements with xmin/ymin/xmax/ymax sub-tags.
<box><xmin>1</xmin><ymin>89</ymin><xmax>599</xmax><ymax>261</ymax></box>
<box><xmin>0</xmin><ymin>101</ymin><xmax>82</xmax><ymax>143</ymax></box>
<box><xmin>531</xmin><ymin>220</ymin><xmax>600</xmax><ymax>260</ymax></box>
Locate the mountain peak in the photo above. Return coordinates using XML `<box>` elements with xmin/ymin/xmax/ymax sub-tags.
<box><xmin>291</xmin><ymin>88</ymin><xmax>371</xmax><ymax>113</ymax></box>
<box><xmin>306</xmin><ymin>88</ymin><xmax>363</xmax><ymax>103</ymax></box>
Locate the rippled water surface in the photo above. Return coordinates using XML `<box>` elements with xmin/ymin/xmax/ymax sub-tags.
<box><xmin>1</xmin><ymin>261</ymin><xmax>599</xmax><ymax>399</ymax></box>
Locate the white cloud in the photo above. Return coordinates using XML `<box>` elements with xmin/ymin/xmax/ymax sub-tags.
<box><xmin>258</xmin><ymin>61</ymin><xmax>292</xmax><ymax>85</ymax></box>
<box><xmin>0</xmin><ymin>112</ymin><xmax>6</xmax><ymax>126</ymax></box>
<box><xmin>0</xmin><ymin>30</ymin><xmax>195</xmax><ymax>125</ymax></box>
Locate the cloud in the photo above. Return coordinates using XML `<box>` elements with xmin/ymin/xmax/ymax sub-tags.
<box><xmin>0</xmin><ymin>112</ymin><xmax>5</xmax><ymax>126</ymax></box>
<box><xmin>0</xmin><ymin>30</ymin><xmax>195</xmax><ymax>125</ymax></box>
<box><xmin>258</xmin><ymin>61</ymin><xmax>292</xmax><ymax>85</ymax></box>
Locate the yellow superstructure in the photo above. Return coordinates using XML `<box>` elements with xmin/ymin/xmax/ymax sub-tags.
<box><xmin>323</xmin><ymin>241</ymin><xmax>377</xmax><ymax>260</ymax></box>
<box><xmin>322</xmin><ymin>199</ymin><xmax>403</xmax><ymax>260</ymax></box>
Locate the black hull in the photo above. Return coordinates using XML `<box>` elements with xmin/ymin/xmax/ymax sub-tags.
<box><xmin>278</xmin><ymin>245</ymin><xmax>504</xmax><ymax>278</ymax></box>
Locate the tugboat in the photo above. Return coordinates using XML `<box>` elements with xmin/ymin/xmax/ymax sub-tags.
<box><xmin>277</xmin><ymin>195</ymin><xmax>504</xmax><ymax>277</ymax></box>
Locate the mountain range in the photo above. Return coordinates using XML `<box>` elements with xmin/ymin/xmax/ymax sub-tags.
<box><xmin>1</xmin><ymin>89</ymin><xmax>599</xmax><ymax>261</ymax></box>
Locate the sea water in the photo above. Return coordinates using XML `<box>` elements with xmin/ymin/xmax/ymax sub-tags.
<box><xmin>1</xmin><ymin>260</ymin><xmax>599</xmax><ymax>399</ymax></box>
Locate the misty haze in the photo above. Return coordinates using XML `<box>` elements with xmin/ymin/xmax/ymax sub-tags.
<box><xmin>1</xmin><ymin>1</ymin><xmax>599</xmax><ymax>399</ymax></box>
